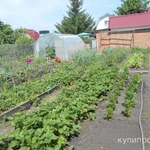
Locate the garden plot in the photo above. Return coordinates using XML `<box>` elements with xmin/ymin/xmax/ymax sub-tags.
<box><xmin>0</xmin><ymin>49</ymin><xmax>128</xmax><ymax>149</ymax></box>
<box><xmin>70</xmin><ymin>73</ymin><xmax>149</xmax><ymax>150</ymax></box>
<box><xmin>1</xmin><ymin>48</ymin><xmax>149</xmax><ymax>150</ymax></box>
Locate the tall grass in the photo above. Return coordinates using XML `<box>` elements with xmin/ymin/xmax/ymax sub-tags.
<box><xmin>72</xmin><ymin>48</ymin><xmax>130</xmax><ymax>66</ymax></box>
<box><xmin>72</xmin><ymin>49</ymin><xmax>103</xmax><ymax>65</ymax></box>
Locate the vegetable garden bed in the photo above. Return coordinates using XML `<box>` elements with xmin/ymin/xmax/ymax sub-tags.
<box><xmin>69</xmin><ymin>73</ymin><xmax>148</xmax><ymax>150</ymax></box>
<box><xmin>0</xmin><ymin>62</ymin><xmax>84</xmax><ymax>114</ymax></box>
<box><xmin>0</xmin><ymin>85</ymin><xmax>59</xmax><ymax>121</ymax></box>
<box><xmin>1</xmin><ymin>48</ymin><xmax>150</xmax><ymax>150</ymax></box>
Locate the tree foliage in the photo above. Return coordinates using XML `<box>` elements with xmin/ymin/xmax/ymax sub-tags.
<box><xmin>0</xmin><ymin>21</ymin><xmax>15</xmax><ymax>44</ymax></box>
<box><xmin>15</xmin><ymin>36</ymin><xmax>34</xmax><ymax>44</ymax></box>
<box><xmin>115</xmin><ymin>0</ymin><xmax>150</xmax><ymax>15</ymax></box>
<box><xmin>14</xmin><ymin>28</ymin><xmax>34</xmax><ymax>44</ymax></box>
<box><xmin>55</xmin><ymin>0</ymin><xmax>95</xmax><ymax>34</ymax></box>
<box><xmin>0</xmin><ymin>22</ymin><xmax>34</xmax><ymax>45</ymax></box>
<box><xmin>13</xmin><ymin>28</ymin><xmax>27</xmax><ymax>41</ymax></box>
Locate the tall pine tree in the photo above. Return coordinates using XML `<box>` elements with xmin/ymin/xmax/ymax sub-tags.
<box><xmin>115</xmin><ymin>0</ymin><xmax>150</xmax><ymax>15</ymax></box>
<box><xmin>55</xmin><ymin>0</ymin><xmax>95</xmax><ymax>34</ymax></box>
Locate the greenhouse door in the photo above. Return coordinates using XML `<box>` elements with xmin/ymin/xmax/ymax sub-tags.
<box><xmin>55</xmin><ymin>39</ymin><xmax>68</xmax><ymax>61</ymax></box>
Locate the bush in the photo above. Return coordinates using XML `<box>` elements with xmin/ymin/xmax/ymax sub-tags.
<box><xmin>127</xmin><ymin>53</ymin><xmax>147</xmax><ymax>68</ymax></box>
<box><xmin>15</xmin><ymin>36</ymin><xmax>34</xmax><ymax>44</ymax></box>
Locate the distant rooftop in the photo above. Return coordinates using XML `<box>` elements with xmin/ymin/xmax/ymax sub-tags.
<box><xmin>109</xmin><ymin>7</ymin><xmax>150</xmax><ymax>30</ymax></box>
<box><xmin>27</xmin><ymin>29</ymin><xmax>39</xmax><ymax>40</ymax></box>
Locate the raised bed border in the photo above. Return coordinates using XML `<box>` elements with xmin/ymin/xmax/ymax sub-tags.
<box><xmin>0</xmin><ymin>85</ymin><xmax>59</xmax><ymax>121</ymax></box>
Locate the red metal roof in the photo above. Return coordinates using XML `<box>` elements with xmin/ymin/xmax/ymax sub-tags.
<box><xmin>27</xmin><ymin>29</ymin><xmax>39</xmax><ymax>40</ymax></box>
<box><xmin>109</xmin><ymin>8</ymin><xmax>150</xmax><ymax>29</ymax></box>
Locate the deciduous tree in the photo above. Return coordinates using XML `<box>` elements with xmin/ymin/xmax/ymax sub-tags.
<box><xmin>115</xmin><ymin>0</ymin><xmax>150</xmax><ymax>15</ymax></box>
<box><xmin>0</xmin><ymin>21</ymin><xmax>15</xmax><ymax>44</ymax></box>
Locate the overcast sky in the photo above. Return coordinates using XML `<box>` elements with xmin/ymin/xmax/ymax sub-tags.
<box><xmin>0</xmin><ymin>0</ymin><xmax>121</xmax><ymax>32</ymax></box>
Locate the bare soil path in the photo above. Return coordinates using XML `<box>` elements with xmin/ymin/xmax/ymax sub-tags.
<box><xmin>141</xmin><ymin>73</ymin><xmax>150</xmax><ymax>149</ymax></box>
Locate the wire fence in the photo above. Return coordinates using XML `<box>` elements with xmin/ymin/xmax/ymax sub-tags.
<box><xmin>0</xmin><ymin>44</ymin><xmax>33</xmax><ymax>62</ymax></box>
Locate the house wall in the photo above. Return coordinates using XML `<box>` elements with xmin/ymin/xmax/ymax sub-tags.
<box><xmin>96</xmin><ymin>29</ymin><xmax>150</xmax><ymax>52</ymax></box>
<box><xmin>96</xmin><ymin>17</ymin><xmax>109</xmax><ymax>30</ymax></box>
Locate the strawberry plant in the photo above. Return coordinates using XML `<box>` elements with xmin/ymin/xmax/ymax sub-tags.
<box><xmin>123</xmin><ymin>74</ymin><xmax>141</xmax><ymax>117</ymax></box>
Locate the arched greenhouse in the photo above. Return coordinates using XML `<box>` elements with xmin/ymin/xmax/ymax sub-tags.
<box><xmin>34</xmin><ymin>33</ymin><xmax>85</xmax><ymax>61</ymax></box>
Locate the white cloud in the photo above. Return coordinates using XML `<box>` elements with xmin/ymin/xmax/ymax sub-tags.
<box><xmin>0</xmin><ymin>0</ymin><xmax>121</xmax><ymax>32</ymax></box>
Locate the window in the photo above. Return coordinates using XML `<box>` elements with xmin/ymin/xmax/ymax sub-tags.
<box><xmin>104</xmin><ymin>21</ymin><xmax>109</xmax><ymax>27</ymax></box>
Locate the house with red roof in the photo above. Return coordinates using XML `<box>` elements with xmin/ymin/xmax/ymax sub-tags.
<box><xmin>96</xmin><ymin>7</ymin><xmax>150</xmax><ymax>51</ymax></box>
<box><xmin>27</xmin><ymin>29</ymin><xmax>39</xmax><ymax>40</ymax></box>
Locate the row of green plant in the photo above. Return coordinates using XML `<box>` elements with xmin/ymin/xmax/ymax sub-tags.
<box><xmin>127</xmin><ymin>53</ymin><xmax>148</xmax><ymax>68</ymax></box>
<box><xmin>104</xmin><ymin>66</ymin><xmax>129</xmax><ymax>120</ymax></box>
<box><xmin>0</xmin><ymin>62</ymin><xmax>119</xmax><ymax>150</ymax></box>
<box><xmin>0</xmin><ymin>62</ymin><xmax>84</xmax><ymax>113</ymax></box>
<box><xmin>123</xmin><ymin>74</ymin><xmax>141</xmax><ymax>117</ymax></box>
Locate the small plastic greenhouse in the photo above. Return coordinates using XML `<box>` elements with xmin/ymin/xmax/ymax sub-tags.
<box><xmin>34</xmin><ymin>33</ymin><xmax>85</xmax><ymax>61</ymax></box>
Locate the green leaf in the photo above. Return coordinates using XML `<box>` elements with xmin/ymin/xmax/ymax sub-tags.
<box><xmin>89</xmin><ymin>112</ymin><xmax>96</xmax><ymax>120</ymax></box>
<box><xmin>68</xmin><ymin>145</ymin><xmax>74</xmax><ymax>150</ymax></box>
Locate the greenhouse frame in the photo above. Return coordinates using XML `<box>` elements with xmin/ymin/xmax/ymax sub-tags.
<box><xmin>34</xmin><ymin>33</ymin><xmax>85</xmax><ymax>61</ymax></box>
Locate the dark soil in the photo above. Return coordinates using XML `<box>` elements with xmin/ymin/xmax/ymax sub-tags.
<box><xmin>141</xmin><ymin>73</ymin><xmax>150</xmax><ymax>149</ymax></box>
<box><xmin>69</xmin><ymin>74</ymin><xmax>149</xmax><ymax>150</ymax></box>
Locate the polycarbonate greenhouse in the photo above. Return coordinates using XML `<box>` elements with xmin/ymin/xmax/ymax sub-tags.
<box><xmin>34</xmin><ymin>33</ymin><xmax>85</xmax><ymax>60</ymax></box>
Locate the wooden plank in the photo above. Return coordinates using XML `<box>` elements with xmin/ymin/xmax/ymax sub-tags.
<box><xmin>110</xmin><ymin>43</ymin><xmax>131</xmax><ymax>46</ymax></box>
<box><xmin>110</xmin><ymin>38</ymin><xmax>132</xmax><ymax>41</ymax></box>
<box><xmin>101</xmin><ymin>43</ymin><xmax>110</xmax><ymax>45</ymax></box>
